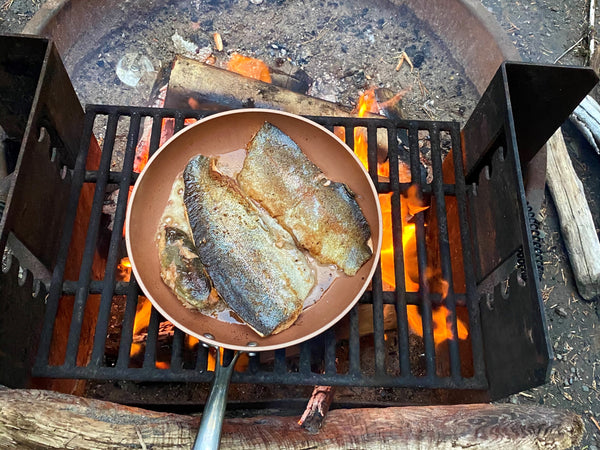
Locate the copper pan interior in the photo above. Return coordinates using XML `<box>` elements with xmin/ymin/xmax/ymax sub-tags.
<box><xmin>126</xmin><ymin>109</ymin><xmax>382</xmax><ymax>352</ymax></box>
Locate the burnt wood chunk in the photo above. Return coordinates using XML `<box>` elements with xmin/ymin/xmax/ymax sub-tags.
<box><xmin>298</xmin><ymin>385</ymin><xmax>335</xmax><ymax>433</ymax></box>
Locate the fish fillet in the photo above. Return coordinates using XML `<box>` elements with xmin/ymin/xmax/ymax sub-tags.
<box><xmin>157</xmin><ymin>175</ymin><xmax>216</xmax><ymax>311</ymax></box>
<box><xmin>183</xmin><ymin>155</ymin><xmax>315</xmax><ymax>336</ymax></box>
<box><xmin>237</xmin><ymin>122</ymin><xmax>372</xmax><ymax>276</ymax></box>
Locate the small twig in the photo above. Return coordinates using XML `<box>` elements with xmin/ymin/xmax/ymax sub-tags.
<box><xmin>554</xmin><ymin>36</ymin><xmax>585</xmax><ymax>63</ymax></box>
<box><xmin>590</xmin><ymin>415</ymin><xmax>600</xmax><ymax>433</ymax></box>
<box><xmin>395</xmin><ymin>51</ymin><xmax>414</xmax><ymax>72</ymax></box>
<box><xmin>301</xmin><ymin>17</ymin><xmax>336</xmax><ymax>45</ymax></box>
<box><xmin>506</xmin><ymin>21</ymin><xmax>520</xmax><ymax>33</ymax></box>
<box><xmin>1</xmin><ymin>0</ymin><xmax>14</xmax><ymax>10</ymax></box>
<box><xmin>135</xmin><ymin>426</ymin><xmax>148</xmax><ymax>450</ymax></box>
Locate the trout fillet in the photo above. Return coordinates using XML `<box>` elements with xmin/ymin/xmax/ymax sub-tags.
<box><xmin>157</xmin><ymin>175</ymin><xmax>215</xmax><ymax>311</ymax></box>
<box><xmin>237</xmin><ymin>122</ymin><xmax>372</xmax><ymax>276</ymax></box>
<box><xmin>183</xmin><ymin>155</ymin><xmax>315</xmax><ymax>337</ymax></box>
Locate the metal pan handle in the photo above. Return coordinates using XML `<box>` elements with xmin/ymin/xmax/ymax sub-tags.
<box><xmin>193</xmin><ymin>349</ymin><xmax>240</xmax><ymax>450</ymax></box>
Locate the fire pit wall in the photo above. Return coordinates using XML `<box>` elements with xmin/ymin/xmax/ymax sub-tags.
<box><xmin>23</xmin><ymin>0</ymin><xmax>520</xmax><ymax>96</ymax></box>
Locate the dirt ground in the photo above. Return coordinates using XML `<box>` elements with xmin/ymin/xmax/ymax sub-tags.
<box><xmin>1</xmin><ymin>0</ymin><xmax>599</xmax><ymax>448</ymax></box>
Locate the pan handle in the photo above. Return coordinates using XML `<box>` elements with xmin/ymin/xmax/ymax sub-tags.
<box><xmin>193</xmin><ymin>349</ymin><xmax>240</xmax><ymax>450</ymax></box>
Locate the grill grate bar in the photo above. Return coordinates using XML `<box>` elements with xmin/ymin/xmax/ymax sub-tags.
<box><xmin>429</xmin><ymin>123</ymin><xmax>462</xmax><ymax>379</ymax></box>
<box><xmin>387</xmin><ymin>126</ymin><xmax>411</xmax><ymax>377</ymax></box>
<box><xmin>450</xmin><ymin>125</ymin><xmax>486</xmax><ymax>381</ymax></box>
<box><xmin>324</xmin><ymin>328</ymin><xmax>337</xmax><ymax>375</ymax></box>
<box><xmin>142</xmin><ymin>307</ymin><xmax>161</xmax><ymax>369</ymax></box>
<box><xmin>274</xmin><ymin>349</ymin><xmax>286</xmax><ymax>373</ymax></box>
<box><xmin>64</xmin><ymin>112</ymin><xmax>119</xmax><ymax>367</ymax></box>
<box><xmin>170</xmin><ymin>327</ymin><xmax>185</xmax><ymax>372</ymax></box>
<box><xmin>408</xmin><ymin>123</ymin><xmax>436</xmax><ymax>377</ymax></box>
<box><xmin>174</xmin><ymin>112</ymin><xmax>186</xmax><ymax>132</ymax></box>
<box><xmin>366</xmin><ymin>124</ymin><xmax>387</xmax><ymax>377</ymax></box>
<box><xmin>195</xmin><ymin>343</ymin><xmax>209</xmax><ymax>372</ymax></box>
<box><xmin>90</xmin><ymin>112</ymin><xmax>142</xmax><ymax>367</ymax></box>
<box><xmin>115</xmin><ymin>276</ymin><xmax>141</xmax><ymax>370</ymax></box>
<box><xmin>299</xmin><ymin>342</ymin><xmax>312</xmax><ymax>375</ymax></box>
<box><xmin>348</xmin><ymin>304</ymin><xmax>361</xmax><ymax>376</ymax></box>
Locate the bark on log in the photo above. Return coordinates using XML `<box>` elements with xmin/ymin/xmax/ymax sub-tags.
<box><xmin>0</xmin><ymin>387</ymin><xmax>584</xmax><ymax>449</ymax></box>
<box><xmin>546</xmin><ymin>128</ymin><xmax>600</xmax><ymax>300</ymax></box>
<box><xmin>166</xmin><ymin>55</ymin><xmax>360</xmax><ymax>117</ymax></box>
<box><xmin>298</xmin><ymin>385</ymin><xmax>335</xmax><ymax>434</ymax></box>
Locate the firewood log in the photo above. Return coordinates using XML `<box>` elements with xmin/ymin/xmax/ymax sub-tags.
<box><xmin>546</xmin><ymin>129</ymin><xmax>600</xmax><ymax>300</ymax></box>
<box><xmin>165</xmin><ymin>56</ymin><xmax>391</xmax><ymax>156</ymax></box>
<box><xmin>0</xmin><ymin>386</ymin><xmax>584</xmax><ymax>449</ymax></box>
<box><xmin>166</xmin><ymin>56</ymin><xmax>359</xmax><ymax>117</ymax></box>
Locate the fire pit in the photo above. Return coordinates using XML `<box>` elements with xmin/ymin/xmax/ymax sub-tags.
<box><xmin>1</xmin><ymin>30</ymin><xmax>597</xmax><ymax>415</ymax></box>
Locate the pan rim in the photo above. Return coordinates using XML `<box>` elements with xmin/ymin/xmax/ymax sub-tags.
<box><xmin>125</xmin><ymin>108</ymin><xmax>383</xmax><ymax>352</ymax></box>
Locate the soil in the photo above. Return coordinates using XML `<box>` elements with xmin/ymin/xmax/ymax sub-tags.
<box><xmin>1</xmin><ymin>1</ymin><xmax>600</xmax><ymax>449</ymax></box>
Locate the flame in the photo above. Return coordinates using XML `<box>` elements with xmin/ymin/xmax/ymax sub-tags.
<box><xmin>206</xmin><ymin>347</ymin><xmax>249</xmax><ymax>372</ymax></box>
<box><xmin>352</xmin><ymin>89</ymin><xmax>467</xmax><ymax>344</ymax></box>
<box><xmin>227</xmin><ymin>53</ymin><xmax>272</xmax><ymax>83</ymax></box>
<box><xmin>354</xmin><ymin>88</ymin><xmax>378</xmax><ymax>172</ymax></box>
<box><xmin>120</xmin><ymin>257</ymin><xmax>132</xmax><ymax>268</ymax></box>
<box><xmin>129</xmin><ymin>297</ymin><xmax>163</xmax><ymax>366</ymax></box>
<box><xmin>407</xmin><ymin>304</ymin><xmax>469</xmax><ymax>341</ymax></box>
<box><xmin>118</xmin><ymin>257</ymin><xmax>132</xmax><ymax>282</ymax></box>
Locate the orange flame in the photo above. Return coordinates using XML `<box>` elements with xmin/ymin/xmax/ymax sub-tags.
<box><xmin>354</xmin><ymin>88</ymin><xmax>378</xmax><ymax>172</ymax></box>
<box><xmin>227</xmin><ymin>53</ymin><xmax>272</xmax><ymax>83</ymax></box>
<box><xmin>128</xmin><ymin>297</ymin><xmax>170</xmax><ymax>368</ymax></box>
<box><xmin>352</xmin><ymin>88</ymin><xmax>467</xmax><ymax>344</ymax></box>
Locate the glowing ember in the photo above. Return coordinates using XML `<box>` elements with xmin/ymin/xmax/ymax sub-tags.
<box><xmin>227</xmin><ymin>53</ymin><xmax>272</xmax><ymax>83</ymax></box>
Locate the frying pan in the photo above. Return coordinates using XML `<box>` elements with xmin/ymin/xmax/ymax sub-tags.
<box><xmin>125</xmin><ymin>109</ymin><xmax>382</xmax><ymax>448</ymax></box>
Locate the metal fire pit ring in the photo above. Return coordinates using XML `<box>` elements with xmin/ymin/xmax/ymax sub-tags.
<box><xmin>24</xmin><ymin>0</ymin><xmax>519</xmax><ymax>96</ymax></box>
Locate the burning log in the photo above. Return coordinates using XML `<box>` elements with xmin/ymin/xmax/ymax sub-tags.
<box><xmin>0</xmin><ymin>386</ymin><xmax>584</xmax><ymax>449</ymax></box>
<box><xmin>546</xmin><ymin>129</ymin><xmax>600</xmax><ymax>300</ymax></box>
<box><xmin>165</xmin><ymin>55</ymin><xmax>361</xmax><ymax>116</ymax></box>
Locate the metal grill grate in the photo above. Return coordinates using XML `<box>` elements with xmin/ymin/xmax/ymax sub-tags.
<box><xmin>32</xmin><ymin>104</ymin><xmax>488</xmax><ymax>391</ymax></box>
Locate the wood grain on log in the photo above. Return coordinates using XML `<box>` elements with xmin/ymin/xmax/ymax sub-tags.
<box><xmin>166</xmin><ymin>56</ymin><xmax>392</xmax><ymax>157</ymax></box>
<box><xmin>166</xmin><ymin>56</ymin><xmax>358</xmax><ymax>117</ymax></box>
<box><xmin>0</xmin><ymin>387</ymin><xmax>584</xmax><ymax>449</ymax></box>
<box><xmin>546</xmin><ymin>129</ymin><xmax>600</xmax><ymax>300</ymax></box>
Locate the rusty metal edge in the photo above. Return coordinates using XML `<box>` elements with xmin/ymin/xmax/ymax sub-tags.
<box><xmin>23</xmin><ymin>0</ymin><xmax>520</xmax><ymax>95</ymax></box>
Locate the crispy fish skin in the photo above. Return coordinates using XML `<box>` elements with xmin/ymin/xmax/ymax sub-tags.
<box><xmin>237</xmin><ymin>122</ymin><xmax>372</xmax><ymax>276</ymax></box>
<box><xmin>183</xmin><ymin>155</ymin><xmax>315</xmax><ymax>337</ymax></box>
<box><xmin>157</xmin><ymin>175</ymin><xmax>214</xmax><ymax>311</ymax></box>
